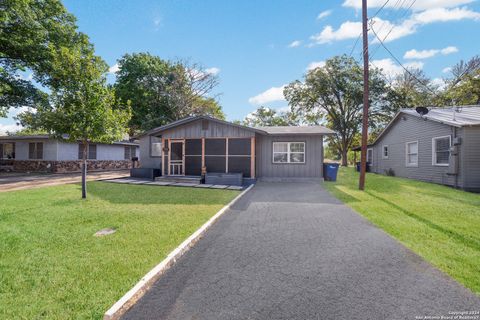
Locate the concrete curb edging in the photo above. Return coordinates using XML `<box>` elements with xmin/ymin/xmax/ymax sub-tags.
<box><xmin>103</xmin><ymin>184</ymin><xmax>255</xmax><ymax>320</ymax></box>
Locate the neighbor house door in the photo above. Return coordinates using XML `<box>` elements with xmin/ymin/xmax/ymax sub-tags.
<box><xmin>169</xmin><ymin>140</ymin><xmax>185</xmax><ymax>175</ymax></box>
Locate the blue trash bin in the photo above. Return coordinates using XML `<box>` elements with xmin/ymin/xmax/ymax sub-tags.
<box><xmin>323</xmin><ymin>163</ymin><xmax>340</xmax><ymax>181</ymax></box>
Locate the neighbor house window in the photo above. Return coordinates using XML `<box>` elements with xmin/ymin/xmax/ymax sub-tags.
<box><xmin>151</xmin><ymin>136</ymin><xmax>162</xmax><ymax>157</ymax></box>
<box><xmin>78</xmin><ymin>143</ymin><xmax>97</xmax><ymax>160</ymax></box>
<box><xmin>0</xmin><ymin>142</ymin><xmax>15</xmax><ymax>159</ymax></box>
<box><xmin>382</xmin><ymin>145</ymin><xmax>389</xmax><ymax>159</ymax></box>
<box><xmin>124</xmin><ymin>145</ymin><xmax>137</xmax><ymax>160</ymax></box>
<box><xmin>28</xmin><ymin>142</ymin><xmax>43</xmax><ymax>160</ymax></box>
<box><xmin>432</xmin><ymin>136</ymin><xmax>451</xmax><ymax>166</ymax></box>
<box><xmin>273</xmin><ymin>142</ymin><xmax>305</xmax><ymax>164</ymax></box>
<box><xmin>405</xmin><ymin>141</ymin><xmax>418</xmax><ymax>167</ymax></box>
<box><xmin>367</xmin><ymin>148</ymin><xmax>373</xmax><ymax>164</ymax></box>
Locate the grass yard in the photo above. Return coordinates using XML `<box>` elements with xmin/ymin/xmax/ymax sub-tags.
<box><xmin>0</xmin><ymin>182</ymin><xmax>240</xmax><ymax>319</ymax></box>
<box><xmin>324</xmin><ymin>168</ymin><xmax>480</xmax><ymax>295</ymax></box>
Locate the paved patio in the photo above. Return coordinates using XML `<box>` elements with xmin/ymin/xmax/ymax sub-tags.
<box><xmin>122</xmin><ymin>181</ymin><xmax>480</xmax><ymax>320</ymax></box>
<box><xmin>103</xmin><ymin>177</ymin><xmax>246</xmax><ymax>190</ymax></box>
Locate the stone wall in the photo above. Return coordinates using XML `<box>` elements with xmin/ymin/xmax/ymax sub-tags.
<box><xmin>12</xmin><ymin>160</ymin><xmax>134</xmax><ymax>173</ymax></box>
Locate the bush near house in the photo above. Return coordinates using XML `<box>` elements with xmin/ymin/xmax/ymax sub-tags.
<box><xmin>0</xmin><ymin>182</ymin><xmax>239</xmax><ymax>319</ymax></box>
<box><xmin>324</xmin><ymin>167</ymin><xmax>480</xmax><ymax>295</ymax></box>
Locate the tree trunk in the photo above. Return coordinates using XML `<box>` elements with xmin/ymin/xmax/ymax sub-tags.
<box><xmin>341</xmin><ymin>146</ymin><xmax>348</xmax><ymax>167</ymax></box>
<box><xmin>82</xmin><ymin>141</ymin><xmax>88</xmax><ymax>199</ymax></box>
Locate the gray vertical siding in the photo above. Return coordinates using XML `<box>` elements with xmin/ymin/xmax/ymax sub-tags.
<box><xmin>371</xmin><ymin>114</ymin><xmax>464</xmax><ymax>188</ymax></box>
<box><xmin>139</xmin><ymin>135</ymin><xmax>161</xmax><ymax>168</ymax></box>
<box><xmin>57</xmin><ymin>142</ymin><xmax>78</xmax><ymax>160</ymax></box>
<box><xmin>462</xmin><ymin>126</ymin><xmax>480</xmax><ymax>191</ymax></box>
<box><xmin>256</xmin><ymin>134</ymin><xmax>324</xmax><ymax>179</ymax></box>
<box><xmin>8</xmin><ymin>140</ymin><xmax>57</xmax><ymax>160</ymax></box>
<box><xmin>162</xmin><ymin>119</ymin><xmax>255</xmax><ymax>139</ymax></box>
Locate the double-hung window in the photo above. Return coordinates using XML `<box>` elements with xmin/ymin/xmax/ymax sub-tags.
<box><xmin>78</xmin><ymin>143</ymin><xmax>97</xmax><ymax>160</ymax></box>
<box><xmin>367</xmin><ymin>148</ymin><xmax>374</xmax><ymax>164</ymax></box>
<box><xmin>150</xmin><ymin>136</ymin><xmax>162</xmax><ymax>157</ymax></box>
<box><xmin>273</xmin><ymin>142</ymin><xmax>305</xmax><ymax>164</ymax></box>
<box><xmin>432</xmin><ymin>136</ymin><xmax>451</xmax><ymax>166</ymax></box>
<box><xmin>405</xmin><ymin>141</ymin><xmax>418</xmax><ymax>167</ymax></box>
<box><xmin>382</xmin><ymin>145</ymin><xmax>389</xmax><ymax>159</ymax></box>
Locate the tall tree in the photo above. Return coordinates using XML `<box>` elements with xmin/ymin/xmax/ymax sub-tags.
<box><xmin>18</xmin><ymin>41</ymin><xmax>131</xmax><ymax>199</ymax></box>
<box><xmin>284</xmin><ymin>55</ymin><xmax>391</xmax><ymax>166</ymax></box>
<box><xmin>439</xmin><ymin>56</ymin><xmax>480</xmax><ymax>105</ymax></box>
<box><xmin>243</xmin><ymin>106</ymin><xmax>299</xmax><ymax>127</ymax></box>
<box><xmin>0</xmin><ymin>0</ymin><xmax>80</xmax><ymax>115</ymax></box>
<box><xmin>114</xmin><ymin>53</ymin><xmax>224</xmax><ymax>134</ymax></box>
<box><xmin>390</xmin><ymin>69</ymin><xmax>436</xmax><ymax>109</ymax></box>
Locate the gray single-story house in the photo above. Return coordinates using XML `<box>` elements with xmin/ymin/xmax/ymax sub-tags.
<box><xmin>0</xmin><ymin>135</ymin><xmax>139</xmax><ymax>173</ymax></box>
<box><xmin>137</xmin><ymin>116</ymin><xmax>334</xmax><ymax>182</ymax></box>
<box><xmin>365</xmin><ymin>105</ymin><xmax>480</xmax><ymax>192</ymax></box>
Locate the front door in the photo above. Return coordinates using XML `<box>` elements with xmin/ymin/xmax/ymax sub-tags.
<box><xmin>169</xmin><ymin>140</ymin><xmax>184</xmax><ymax>175</ymax></box>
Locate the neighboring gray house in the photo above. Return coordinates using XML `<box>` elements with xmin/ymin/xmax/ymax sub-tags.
<box><xmin>0</xmin><ymin>135</ymin><xmax>139</xmax><ymax>173</ymax></box>
<box><xmin>367</xmin><ymin>106</ymin><xmax>480</xmax><ymax>192</ymax></box>
<box><xmin>137</xmin><ymin>116</ymin><xmax>334</xmax><ymax>181</ymax></box>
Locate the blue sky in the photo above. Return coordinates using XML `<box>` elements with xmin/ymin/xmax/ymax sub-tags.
<box><xmin>2</xmin><ymin>0</ymin><xmax>480</xmax><ymax>133</ymax></box>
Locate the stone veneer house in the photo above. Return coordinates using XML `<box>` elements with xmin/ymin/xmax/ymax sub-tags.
<box><xmin>0</xmin><ymin>135</ymin><xmax>139</xmax><ymax>173</ymax></box>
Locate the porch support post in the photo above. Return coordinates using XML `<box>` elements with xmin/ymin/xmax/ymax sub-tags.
<box><xmin>225</xmin><ymin>138</ymin><xmax>229</xmax><ymax>173</ymax></box>
<box><xmin>161</xmin><ymin>137</ymin><xmax>165</xmax><ymax>175</ymax></box>
<box><xmin>201</xmin><ymin>138</ymin><xmax>205</xmax><ymax>168</ymax></box>
<box><xmin>182</xmin><ymin>139</ymin><xmax>185</xmax><ymax>175</ymax></box>
<box><xmin>250</xmin><ymin>136</ymin><xmax>255</xmax><ymax>178</ymax></box>
<box><xmin>168</xmin><ymin>139</ymin><xmax>171</xmax><ymax>176</ymax></box>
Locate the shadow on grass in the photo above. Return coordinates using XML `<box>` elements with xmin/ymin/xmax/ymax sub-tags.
<box><xmin>327</xmin><ymin>185</ymin><xmax>361</xmax><ymax>204</ymax></box>
<box><xmin>82</xmin><ymin>182</ymin><xmax>237</xmax><ymax>206</ymax></box>
<box><xmin>366</xmin><ymin>191</ymin><xmax>480</xmax><ymax>252</ymax></box>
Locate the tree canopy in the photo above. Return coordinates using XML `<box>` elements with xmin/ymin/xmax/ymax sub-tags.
<box><xmin>242</xmin><ymin>106</ymin><xmax>299</xmax><ymax>127</ymax></box>
<box><xmin>284</xmin><ymin>55</ymin><xmax>391</xmax><ymax>166</ymax></box>
<box><xmin>114</xmin><ymin>53</ymin><xmax>224</xmax><ymax>134</ymax></box>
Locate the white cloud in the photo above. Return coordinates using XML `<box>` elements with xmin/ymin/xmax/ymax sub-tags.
<box><xmin>310</xmin><ymin>21</ymin><xmax>361</xmax><ymax>44</ymax></box>
<box><xmin>108</xmin><ymin>63</ymin><xmax>120</xmax><ymax>74</ymax></box>
<box><xmin>317</xmin><ymin>10</ymin><xmax>332</xmax><ymax>20</ymax></box>
<box><xmin>403</xmin><ymin>46</ymin><xmax>458</xmax><ymax>59</ymax></box>
<box><xmin>288</xmin><ymin>40</ymin><xmax>302</xmax><ymax>48</ymax></box>
<box><xmin>440</xmin><ymin>46</ymin><xmax>459</xmax><ymax>55</ymax></box>
<box><xmin>306</xmin><ymin>61</ymin><xmax>326</xmax><ymax>71</ymax></box>
<box><xmin>248</xmin><ymin>85</ymin><xmax>286</xmax><ymax>105</ymax></box>
<box><xmin>431</xmin><ymin>77</ymin><xmax>447</xmax><ymax>89</ymax></box>
<box><xmin>442</xmin><ymin>67</ymin><xmax>452</xmax><ymax>73</ymax></box>
<box><xmin>342</xmin><ymin>0</ymin><xmax>474</xmax><ymax>11</ymax></box>
<box><xmin>412</xmin><ymin>7</ymin><xmax>480</xmax><ymax>24</ymax></box>
<box><xmin>371</xmin><ymin>58</ymin><xmax>424</xmax><ymax>78</ymax></box>
<box><xmin>0</xmin><ymin>123</ymin><xmax>22</xmax><ymax>135</ymax></box>
<box><xmin>153</xmin><ymin>17</ymin><xmax>162</xmax><ymax>30</ymax></box>
<box><xmin>312</xmin><ymin>7</ymin><xmax>480</xmax><ymax>45</ymax></box>
<box><xmin>205</xmin><ymin>67</ymin><xmax>220</xmax><ymax>75</ymax></box>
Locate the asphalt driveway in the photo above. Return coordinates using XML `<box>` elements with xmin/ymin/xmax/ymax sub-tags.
<box><xmin>123</xmin><ymin>182</ymin><xmax>480</xmax><ymax>320</ymax></box>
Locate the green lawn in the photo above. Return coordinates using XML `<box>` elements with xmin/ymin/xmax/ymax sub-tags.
<box><xmin>324</xmin><ymin>168</ymin><xmax>480</xmax><ymax>295</ymax></box>
<box><xmin>0</xmin><ymin>182</ymin><xmax>239</xmax><ymax>319</ymax></box>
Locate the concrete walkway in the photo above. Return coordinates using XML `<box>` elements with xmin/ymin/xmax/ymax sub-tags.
<box><xmin>104</xmin><ymin>177</ymin><xmax>246</xmax><ymax>190</ymax></box>
<box><xmin>0</xmin><ymin>170</ymin><xmax>129</xmax><ymax>192</ymax></box>
<box><xmin>123</xmin><ymin>182</ymin><xmax>480</xmax><ymax>320</ymax></box>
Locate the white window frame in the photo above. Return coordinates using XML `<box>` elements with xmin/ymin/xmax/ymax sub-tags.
<box><xmin>382</xmin><ymin>145</ymin><xmax>389</xmax><ymax>159</ymax></box>
<box><xmin>272</xmin><ymin>142</ymin><xmax>305</xmax><ymax>164</ymax></box>
<box><xmin>405</xmin><ymin>141</ymin><xmax>419</xmax><ymax>167</ymax></box>
<box><xmin>432</xmin><ymin>135</ymin><xmax>451</xmax><ymax>167</ymax></box>
<box><xmin>367</xmin><ymin>148</ymin><xmax>374</xmax><ymax>164</ymax></box>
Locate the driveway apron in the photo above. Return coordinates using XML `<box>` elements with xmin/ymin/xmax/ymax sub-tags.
<box><xmin>123</xmin><ymin>181</ymin><xmax>480</xmax><ymax>320</ymax></box>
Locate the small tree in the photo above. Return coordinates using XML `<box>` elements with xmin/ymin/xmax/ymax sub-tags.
<box><xmin>19</xmin><ymin>39</ymin><xmax>131</xmax><ymax>198</ymax></box>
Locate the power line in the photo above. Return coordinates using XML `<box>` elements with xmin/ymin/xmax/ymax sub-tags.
<box><xmin>370</xmin><ymin>25</ymin><xmax>437</xmax><ymax>95</ymax></box>
<box><xmin>349</xmin><ymin>0</ymin><xmax>392</xmax><ymax>57</ymax></box>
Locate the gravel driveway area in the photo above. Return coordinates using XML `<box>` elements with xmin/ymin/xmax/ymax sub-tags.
<box><xmin>123</xmin><ymin>181</ymin><xmax>480</xmax><ymax>320</ymax></box>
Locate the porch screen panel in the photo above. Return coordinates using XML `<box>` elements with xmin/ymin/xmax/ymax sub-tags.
<box><xmin>185</xmin><ymin>139</ymin><xmax>202</xmax><ymax>176</ymax></box>
<box><xmin>205</xmin><ymin>139</ymin><xmax>226</xmax><ymax>173</ymax></box>
<box><xmin>227</xmin><ymin>138</ymin><xmax>251</xmax><ymax>177</ymax></box>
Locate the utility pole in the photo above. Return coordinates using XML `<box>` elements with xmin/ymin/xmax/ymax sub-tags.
<box><xmin>359</xmin><ymin>0</ymin><xmax>369</xmax><ymax>190</ymax></box>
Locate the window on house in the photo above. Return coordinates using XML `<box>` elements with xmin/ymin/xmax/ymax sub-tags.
<box><xmin>0</xmin><ymin>142</ymin><xmax>15</xmax><ymax>159</ymax></box>
<box><xmin>28</xmin><ymin>142</ymin><xmax>43</xmax><ymax>159</ymax></box>
<box><xmin>273</xmin><ymin>142</ymin><xmax>305</xmax><ymax>164</ymax></box>
<box><xmin>124</xmin><ymin>145</ymin><xmax>137</xmax><ymax>160</ymax></box>
<box><xmin>78</xmin><ymin>143</ymin><xmax>97</xmax><ymax>160</ymax></box>
<box><xmin>151</xmin><ymin>136</ymin><xmax>162</xmax><ymax>157</ymax></box>
<box><xmin>406</xmin><ymin>141</ymin><xmax>418</xmax><ymax>167</ymax></box>
<box><xmin>382</xmin><ymin>145</ymin><xmax>389</xmax><ymax>159</ymax></box>
<box><xmin>433</xmin><ymin>136</ymin><xmax>451</xmax><ymax>166</ymax></box>
<box><xmin>367</xmin><ymin>148</ymin><xmax>373</xmax><ymax>164</ymax></box>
